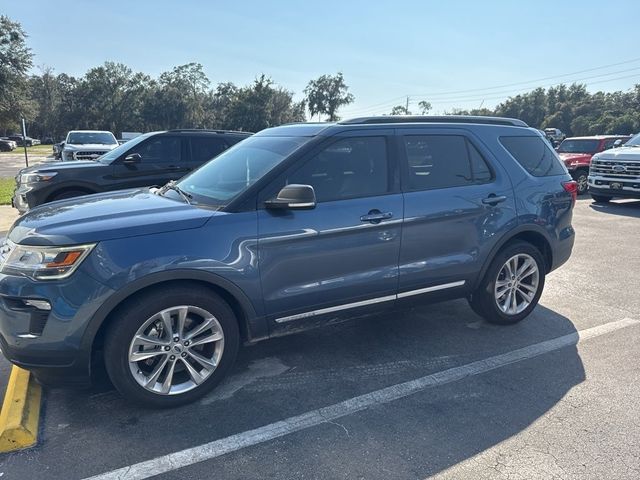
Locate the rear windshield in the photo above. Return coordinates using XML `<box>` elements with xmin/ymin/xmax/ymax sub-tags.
<box><xmin>500</xmin><ymin>136</ymin><xmax>567</xmax><ymax>177</ymax></box>
<box><xmin>557</xmin><ymin>139</ymin><xmax>600</xmax><ymax>154</ymax></box>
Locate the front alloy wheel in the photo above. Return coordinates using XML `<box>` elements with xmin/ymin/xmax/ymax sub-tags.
<box><xmin>104</xmin><ymin>286</ymin><xmax>239</xmax><ymax>408</ymax></box>
<box><xmin>128</xmin><ymin>305</ymin><xmax>225</xmax><ymax>395</ymax></box>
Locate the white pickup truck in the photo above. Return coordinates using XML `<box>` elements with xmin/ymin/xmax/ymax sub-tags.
<box><xmin>60</xmin><ymin>130</ymin><xmax>119</xmax><ymax>161</ymax></box>
<box><xmin>588</xmin><ymin>132</ymin><xmax>640</xmax><ymax>202</ymax></box>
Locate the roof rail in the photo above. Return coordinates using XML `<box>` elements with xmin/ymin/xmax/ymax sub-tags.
<box><xmin>338</xmin><ymin>115</ymin><xmax>528</xmax><ymax>127</ymax></box>
<box><xmin>166</xmin><ymin>129</ymin><xmax>253</xmax><ymax>134</ymax></box>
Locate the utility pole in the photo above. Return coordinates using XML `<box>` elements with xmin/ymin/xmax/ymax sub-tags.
<box><xmin>21</xmin><ymin>118</ymin><xmax>29</xmax><ymax>168</ymax></box>
<box><xmin>406</xmin><ymin>96</ymin><xmax>410</xmax><ymax>114</ymax></box>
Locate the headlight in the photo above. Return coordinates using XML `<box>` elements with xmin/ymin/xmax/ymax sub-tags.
<box><xmin>19</xmin><ymin>172</ymin><xmax>57</xmax><ymax>184</ymax></box>
<box><xmin>0</xmin><ymin>240</ymin><xmax>96</xmax><ymax>280</ymax></box>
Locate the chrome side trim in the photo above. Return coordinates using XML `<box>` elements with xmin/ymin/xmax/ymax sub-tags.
<box><xmin>275</xmin><ymin>280</ymin><xmax>466</xmax><ymax>323</ymax></box>
<box><xmin>275</xmin><ymin>294</ymin><xmax>396</xmax><ymax>323</ymax></box>
<box><xmin>397</xmin><ymin>280</ymin><xmax>466</xmax><ymax>299</ymax></box>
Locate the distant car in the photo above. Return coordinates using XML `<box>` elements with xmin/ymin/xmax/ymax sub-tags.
<box><xmin>557</xmin><ymin>135</ymin><xmax>632</xmax><ymax>194</ymax></box>
<box><xmin>544</xmin><ymin>128</ymin><xmax>566</xmax><ymax>146</ymax></box>
<box><xmin>59</xmin><ymin>130</ymin><xmax>119</xmax><ymax>161</ymax></box>
<box><xmin>588</xmin><ymin>132</ymin><xmax>640</xmax><ymax>203</ymax></box>
<box><xmin>0</xmin><ymin>138</ymin><xmax>17</xmax><ymax>151</ymax></box>
<box><xmin>13</xmin><ymin>129</ymin><xmax>252</xmax><ymax>213</ymax></box>
<box><xmin>7</xmin><ymin>135</ymin><xmax>38</xmax><ymax>147</ymax></box>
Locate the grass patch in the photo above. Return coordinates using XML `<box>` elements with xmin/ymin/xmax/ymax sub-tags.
<box><xmin>0</xmin><ymin>144</ymin><xmax>53</xmax><ymax>156</ymax></box>
<box><xmin>0</xmin><ymin>178</ymin><xmax>15</xmax><ymax>205</ymax></box>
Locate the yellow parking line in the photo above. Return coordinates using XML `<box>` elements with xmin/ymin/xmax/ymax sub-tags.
<box><xmin>0</xmin><ymin>366</ymin><xmax>42</xmax><ymax>452</ymax></box>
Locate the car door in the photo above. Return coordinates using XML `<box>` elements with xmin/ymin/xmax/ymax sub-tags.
<box><xmin>397</xmin><ymin>128</ymin><xmax>517</xmax><ymax>298</ymax></box>
<box><xmin>188</xmin><ymin>136</ymin><xmax>231</xmax><ymax>171</ymax></box>
<box><xmin>111</xmin><ymin>135</ymin><xmax>189</xmax><ymax>189</ymax></box>
<box><xmin>257</xmin><ymin>131</ymin><xmax>403</xmax><ymax>329</ymax></box>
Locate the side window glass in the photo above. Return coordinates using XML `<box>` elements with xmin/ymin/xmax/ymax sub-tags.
<box><xmin>468</xmin><ymin>141</ymin><xmax>493</xmax><ymax>183</ymax></box>
<box><xmin>403</xmin><ymin>135</ymin><xmax>472</xmax><ymax>190</ymax></box>
<box><xmin>191</xmin><ymin>137</ymin><xmax>228</xmax><ymax>164</ymax></box>
<box><xmin>129</xmin><ymin>137</ymin><xmax>181</xmax><ymax>163</ymax></box>
<box><xmin>287</xmin><ymin>137</ymin><xmax>389</xmax><ymax>202</ymax></box>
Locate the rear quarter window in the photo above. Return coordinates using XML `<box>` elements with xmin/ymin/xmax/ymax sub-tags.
<box><xmin>500</xmin><ymin>136</ymin><xmax>567</xmax><ymax>177</ymax></box>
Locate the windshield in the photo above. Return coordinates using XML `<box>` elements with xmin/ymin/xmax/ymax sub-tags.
<box><xmin>557</xmin><ymin>139</ymin><xmax>600</xmax><ymax>154</ymax></box>
<box><xmin>625</xmin><ymin>133</ymin><xmax>640</xmax><ymax>146</ymax></box>
<box><xmin>97</xmin><ymin>133</ymin><xmax>152</xmax><ymax>163</ymax></box>
<box><xmin>67</xmin><ymin>132</ymin><xmax>117</xmax><ymax>145</ymax></box>
<box><xmin>176</xmin><ymin>136</ymin><xmax>309</xmax><ymax>206</ymax></box>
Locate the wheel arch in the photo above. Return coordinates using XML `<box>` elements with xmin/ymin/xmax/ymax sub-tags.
<box><xmin>474</xmin><ymin>226</ymin><xmax>553</xmax><ymax>289</ymax></box>
<box><xmin>84</xmin><ymin>270</ymin><xmax>265</xmax><ymax>370</ymax></box>
<box><xmin>46</xmin><ymin>184</ymin><xmax>97</xmax><ymax>202</ymax></box>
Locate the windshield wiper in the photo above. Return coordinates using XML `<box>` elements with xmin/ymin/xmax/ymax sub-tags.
<box><xmin>158</xmin><ymin>180</ymin><xmax>193</xmax><ymax>205</ymax></box>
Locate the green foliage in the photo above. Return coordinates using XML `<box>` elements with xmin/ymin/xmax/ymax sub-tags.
<box><xmin>390</xmin><ymin>105</ymin><xmax>411</xmax><ymax>115</ymax></box>
<box><xmin>304</xmin><ymin>72</ymin><xmax>354</xmax><ymax>121</ymax></box>
<box><xmin>449</xmin><ymin>82</ymin><xmax>640</xmax><ymax>136</ymax></box>
<box><xmin>418</xmin><ymin>101</ymin><xmax>431</xmax><ymax>114</ymax></box>
<box><xmin>0</xmin><ymin>177</ymin><xmax>14</xmax><ymax>205</ymax></box>
<box><xmin>0</xmin><ymin>15</ymin><xmax>37</xmax><ymax>131</ymax></box>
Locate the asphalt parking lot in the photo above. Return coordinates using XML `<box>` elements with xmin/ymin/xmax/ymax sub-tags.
<box><xmin>0</xmin><ymin>197</ymin><xmax>639</xmax><ymax>479</ymax></box>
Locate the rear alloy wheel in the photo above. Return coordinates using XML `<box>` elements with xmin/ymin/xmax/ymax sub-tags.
<box><xmin>468</xmin><ymin>241</ymin><xmax>545</xmax><ymax>325</ymax></box>
<box><xmin>104</xmin><ymin>286</ymin><xmax>239</xmax><ymax>407</ymax></box>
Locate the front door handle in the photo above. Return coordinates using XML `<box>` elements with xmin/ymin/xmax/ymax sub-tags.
<box><xmin>360</xmin><ymin>210</ymin><xmax>393</xmax><ymax>223</ymax></box>
<box><xmin>167</xmin><ymin>165</ymin><xmax>183</xmax><ymax>171</ymax></box>
<box><xmin>481</xmin><ymin>194</ymin><xmax>507</xmax><ymax>206</ymax></box>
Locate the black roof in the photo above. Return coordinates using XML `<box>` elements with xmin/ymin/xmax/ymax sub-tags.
<box><xmin>166</xmin><ymin>129</ymin><xmax>252</xmax><ymax>135</ymax></box>
<box><xmin>339</xmin><ymin>115</ymin><xmax>528</xmax><ymax>127</ymax></box>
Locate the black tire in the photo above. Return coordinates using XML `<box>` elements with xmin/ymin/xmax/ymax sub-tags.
<box><xmin>468</xmin><ymin>241</ymin><xmax>546</xmax><ymax>325</ymax></box>
<box><xmin>50</xmin><ymin>190</ymin><xmax>90</xmax><ymax>202</ymax></box>
<box><xmin>104</xmin><ymin>285</ymin><xmax>240</xmax><ymax>408</ymax></box>
<box><xmin>591</xmin><ymin>194</ymin><xmax>611</xmax><ymax>203</ymax></box>
<box><xmin>573</xmin><ymin>170</ymin><xmax>588</xmax><ymax>195</ymax></box>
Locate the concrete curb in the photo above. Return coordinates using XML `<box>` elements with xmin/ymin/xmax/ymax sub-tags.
<box><xmin>0</xmin><ymin>366</ymin><xmax>42</xmax><ymax>452</ymax></box>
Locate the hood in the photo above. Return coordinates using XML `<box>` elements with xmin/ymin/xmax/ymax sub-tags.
<box><xmin>8</xmin><ymin>189</ymin><xmax>215</xmax><ymax>246</ymax></box>
<box><xmin>595</xmin><ymin>146</ymin><xmax>640</xmax><ymax>161</ymax></box>
<box><xmin>19</xmin><ymin>160</ymin><xmax>105</xmax><ymax>176</ymax></box>
<box><xmin>64</xmin><ymin>143</ymin><xmax>118</xmax><ymax>150</ymax></box>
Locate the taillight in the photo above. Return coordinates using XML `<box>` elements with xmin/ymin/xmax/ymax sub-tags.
<box><xmin>562</xmin><ymin>180</ymin><xmax>578</xmax><ymax>203</ymax></box>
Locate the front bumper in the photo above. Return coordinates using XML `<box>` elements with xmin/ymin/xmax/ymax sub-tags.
<box><xmin>587</xmin><ymin>176</ymin><xmax>640</xmax><ymax>199</ymax></box>
<box><xmin>12</xmin><ymin>183</ymin><xmax>50</xmax><ymax>214</ymax></box>
<box><xmin>0</xmin><ymin>267</ymin><xmax>115</xmax><ymax>386</ymax></box>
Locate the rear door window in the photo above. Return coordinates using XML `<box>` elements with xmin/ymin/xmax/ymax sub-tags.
<box><xmin>500</xmin><ymin>136</ymin><xmax>567</xmax><ymax>177</ymax></box>
<box><xmin>128</xmin><ymin>136</ymin><xmax>181</xmax><ymax>164</ymax></box>
<box><xmin>190</xmin><ymin>137</ymin><xmax>229</xmax><ymax>164</ymax></box>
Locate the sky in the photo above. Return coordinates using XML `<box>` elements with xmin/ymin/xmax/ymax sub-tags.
<box><xmin>3</xmin><ymin>0</ymin><xmax>640</xmax><ymax>118</ymax></box>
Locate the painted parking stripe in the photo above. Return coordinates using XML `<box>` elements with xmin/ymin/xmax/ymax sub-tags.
<box><xmin>83</xmin><ymin>318</ymin><xmax>640</xmax><ymax>480</ymax></box>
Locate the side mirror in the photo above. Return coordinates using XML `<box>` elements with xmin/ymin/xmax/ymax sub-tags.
<box><xmin>613</xmin><ymin>139</ymin><xmax>623</xmax><ymax>148</ymax></box>
<box><xmin>265</xmin><ymin>184</ymin><xmax>316</xmax><ymax>210</ymax></box>
<box><xmin>123</xmin><ymin>153</ymin><xmax>142</xmax><ymax>164</ymax></box>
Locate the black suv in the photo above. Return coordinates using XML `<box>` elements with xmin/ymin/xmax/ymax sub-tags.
<box><xmin>12</xmin><ymin>129</ymin><xmax>251</xmax><ymax>213</ymax></box>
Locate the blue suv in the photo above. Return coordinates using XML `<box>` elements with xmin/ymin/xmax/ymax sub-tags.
<box><xmin>0</xmin><ymin>117</ymin><xmax>576</xmax><ymax>407</ymax></box>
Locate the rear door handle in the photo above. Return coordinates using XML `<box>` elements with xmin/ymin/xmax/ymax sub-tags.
<box><xmin>167</xmin><ymin>165</ymin><xmax>183</xmax><ymax>170</ymax></box>
<box><xmin>360</xmin><ymin>211</ymin><xmax>393</xmax><ymax>223</ymax></box>
<box><xmin>481</xmin><ymin>195</ymin><xmax>507</xmax><ymax>205</ymax></box>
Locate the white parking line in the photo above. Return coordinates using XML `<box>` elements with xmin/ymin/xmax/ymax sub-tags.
<box><xmin>83</xmin><ymin>318</ymin><xmax>640</xmax><ymax>480</ymax></box>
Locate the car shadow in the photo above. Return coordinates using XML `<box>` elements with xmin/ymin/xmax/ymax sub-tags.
<box><xmin>3</xmin><ymin>300</ymin><xmax>586</xmax><ymax>480</ymax></box>
<box><xmin>589</xmin><ymin>199</ymin><xmax>640</xmax><ymax>218</ymax></box>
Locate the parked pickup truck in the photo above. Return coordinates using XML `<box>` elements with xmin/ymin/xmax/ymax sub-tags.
<box><xmin>557</xmin><ymin>135</ymin><xmax>631</xmax><ymax>194</ymax></box>
<box><xmin>59</xmin><ymin>130</ymin><xmax>119</xmax><ymax>161</ymax></box>
<box><xmin>588</xmin><ymin>132</ymin><xmax>640</xmax><ymax>202</ymax></box>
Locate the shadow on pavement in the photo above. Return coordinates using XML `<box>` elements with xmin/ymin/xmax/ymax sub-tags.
<box><xmin>589</xmin><ymin>199</ymin><xmax>640</xmax><ymax>218</ymax></box>
<box><xmin>0</xmin><ymin>300</ymin><xmax>585</xmax><ymax>480</ymax></box>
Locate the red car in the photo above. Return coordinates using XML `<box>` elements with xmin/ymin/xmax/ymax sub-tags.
<box><xmin>557</xmin><ymin>135</ymin><xmax>631</xmax><ymax>194</ymax></box>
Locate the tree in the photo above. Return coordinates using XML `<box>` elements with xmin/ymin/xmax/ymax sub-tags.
<box><xmin>158</xmin><ymin>63</ymin><xmax>211</xmax><ymax>128</ymax></box>
<box><xmin>304</xmin><ymin>72</ymin><xmax>354</xmax><ymax>121</ymax></box>
<box><xmin>28</xmin><ymin>66</ymin><xmax>60</xmax><ymax>139</ymax></box>
<box><xmin>390</xmin><ymin>105</ymin><xmax>411</xmax><ymax>115</ymax></box>
<box><xmin>223</xmin><ymin>75</ymin><xmax>305</xmax><ymax>132</ymax></box>
<box><xmin>418</xmin><ymin>100</ymin><xmax>432</xmax><ymax>115</ymax></box>
<box><xmin>0</xmin><ymin>15</ymin><xmax>36</xmax><ymax>133</ymax></box>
